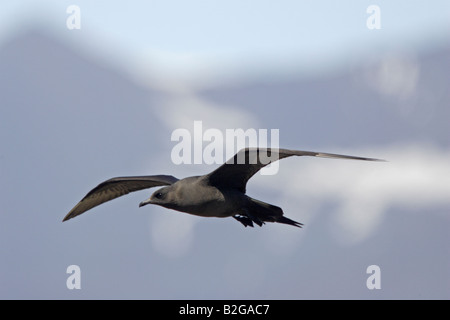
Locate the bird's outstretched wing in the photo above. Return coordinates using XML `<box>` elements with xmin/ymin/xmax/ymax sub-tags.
<box><xmin>63</xmin><ymin>175</ymin><xmax>178</xmax><ymax>221</ymax></box>
<box><xmin>206</xmin><ymin>148</ymin><xmax>384</xmax><ymax>193</ymax></box>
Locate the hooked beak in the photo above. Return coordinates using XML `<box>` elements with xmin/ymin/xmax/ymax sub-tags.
<box><xmin>139</xmin><ymin>198</ymin><xmax>153</xmax><ymax>208</ymax></box>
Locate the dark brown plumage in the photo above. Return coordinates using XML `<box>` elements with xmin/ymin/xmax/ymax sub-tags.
<box><xmin>63</xmin><ymin>148</ymin><xmax>384</xmax><ymax>227</ymax></box>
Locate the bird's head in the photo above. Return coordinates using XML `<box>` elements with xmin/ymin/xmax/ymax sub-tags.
<box><xmin>139</xmin><ymin>186</ymin><xmax>173</xmax><ymax>208</ymax></box>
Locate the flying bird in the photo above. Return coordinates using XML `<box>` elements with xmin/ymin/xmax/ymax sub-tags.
<box><xmin>63</xmin><ymin>148</ymin><xmax>383</xmax><ymax>227</ymax></box>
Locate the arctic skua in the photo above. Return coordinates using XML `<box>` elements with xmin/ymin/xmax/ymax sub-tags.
<box><xmin>63</xmin><ymin>148</ymin><xmax>384</xmax><ymax>227</ymax></box>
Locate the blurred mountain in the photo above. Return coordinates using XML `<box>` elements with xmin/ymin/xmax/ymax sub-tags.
<box><xmin>200</xmin><ymin>45</ymin><xmax>450</xmax><ymax>149</ymax></box>
<box><xmin>0</xmin><ymin>30</ymin><xmax>448</xmax><ymax>300</ymax></box>
<box><xmin>0</xmin><ymin>30</ymin><xmax>171</xmax><ymax>176</ymax></box>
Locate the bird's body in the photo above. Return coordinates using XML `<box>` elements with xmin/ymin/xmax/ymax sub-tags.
<box><xmin>149</xmin><ymin>176</ymin><xmax>245</xmax><ymax>218</ymax></box>
<box><xmin>63</xmin><ymin>148</ymin><xmax>384</xmax><ymax>228</ymax></box>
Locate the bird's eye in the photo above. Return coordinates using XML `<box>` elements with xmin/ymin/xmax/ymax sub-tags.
<box><xmin>155</xmin><ymin>192</ymin><xmax>163</xmax><ymax>199</ymax></box>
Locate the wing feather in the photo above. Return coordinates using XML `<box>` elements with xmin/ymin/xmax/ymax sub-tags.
<box><xmin>63</xmin><ymin>175</ymin><xmax>178</xmax><ymax>221</ymax></box>
<box><xmin>206</xmin><ymin>148</ymin><xmax>384</xmax><ymax>192</ymax></box>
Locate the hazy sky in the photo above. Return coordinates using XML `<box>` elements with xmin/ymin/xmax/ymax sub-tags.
<box><xmin>1</xmin><ymin>1</ymin><xmax>449</xmax><ymax>300</ymax></box>
<box><xmin>1</xmin><ymin>0</ymin><xmax>450</xmax><ymax>83</ymax></box>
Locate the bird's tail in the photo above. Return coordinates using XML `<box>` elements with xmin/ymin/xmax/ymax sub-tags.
<box><xmin>233</xmin><ymin>197</ymin><xmax>303</xmax><ymax>228</ymax></box>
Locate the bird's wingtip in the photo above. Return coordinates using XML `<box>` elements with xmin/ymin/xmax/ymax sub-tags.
<box><xmin>62</xmin><ymin>213</ymin><xmax>74</xmax><ymax>222</ymax></box>
<box><xmin>367</xmin><ymin>158</ymin><xmax>387</xmax><ymax>162</ymax></box>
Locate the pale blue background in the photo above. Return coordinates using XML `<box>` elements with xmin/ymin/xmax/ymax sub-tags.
<box><xmin>1</xmin><ymin>1</ymin><xmax>449</xmax><ymax>299</ymax></box>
